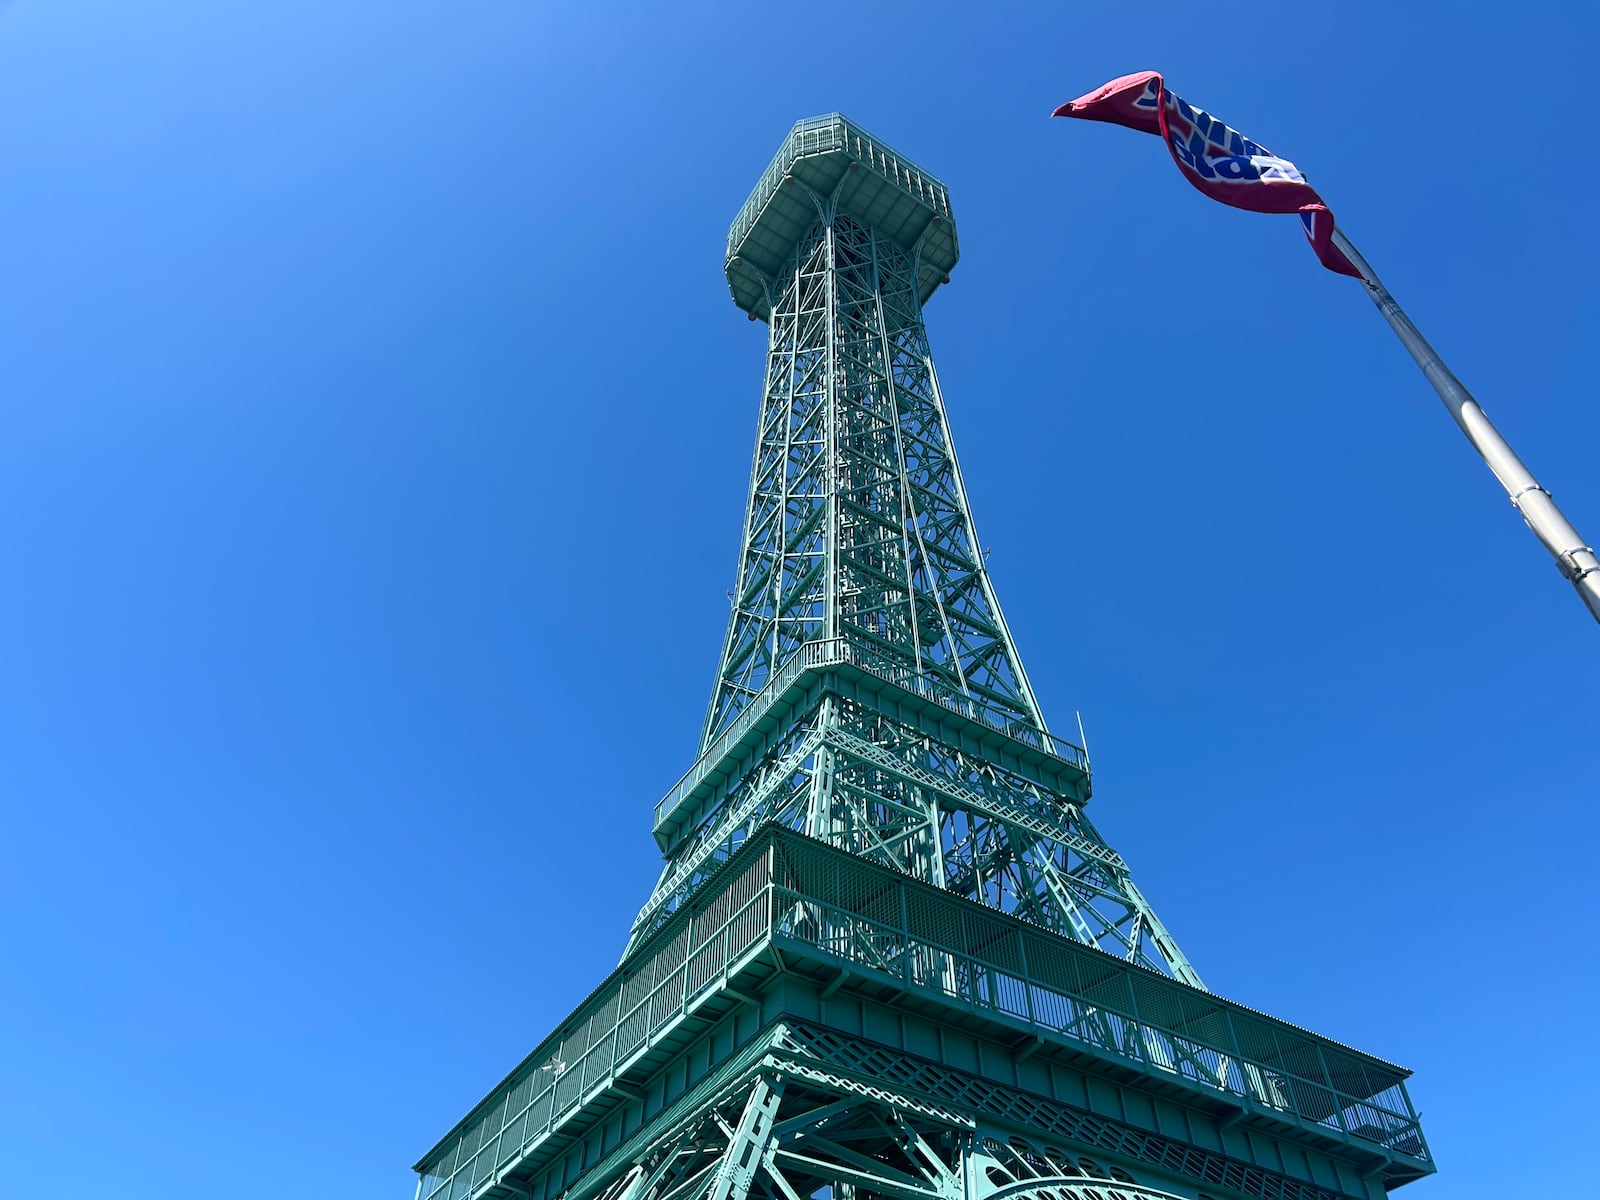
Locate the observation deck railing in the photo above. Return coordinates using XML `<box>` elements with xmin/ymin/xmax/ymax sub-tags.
<box><xmin>726</xmin><ymin>113</ymin><xmax>953</xmax><ymax>263</ymax></box>
<box><xmin>656</xmin><ymin>638</ymin><xmax>1086</xmax><ymax>835</ymax></box>
<box><xmin>415</xmin><ymin>833</ymin><xmax>1428</xmax><ymax>1200</ymax></box>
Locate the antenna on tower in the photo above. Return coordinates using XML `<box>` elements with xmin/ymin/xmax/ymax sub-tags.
<box><xmin>1075</xmin><ymin>708</ymin><xmax>1092</xmax><ymax>774</ymax></box>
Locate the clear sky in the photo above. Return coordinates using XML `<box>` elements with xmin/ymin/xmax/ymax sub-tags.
<box><xmin>1</xmin><ymin>3</ymin><xmax>1594</xmax><ymax>1198</ymax></box>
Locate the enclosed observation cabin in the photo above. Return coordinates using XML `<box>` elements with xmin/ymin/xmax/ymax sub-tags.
<box><xmin>725</xmin><ymin>113</ymin><xmax>958</xmax><ymax>324</ymax></box>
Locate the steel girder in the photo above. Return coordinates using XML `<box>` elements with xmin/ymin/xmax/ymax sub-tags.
<box><xmin>579</xmin><ymin>1066</ymin><xmax>1196</xmax><ymax>1200</ymax></box>
<box><xmin>633</xmin><ymin>211</ymin><xmax>1199</xmax><ymax>988</ymax></box>
<box><xmin>704</xmin><ymin>214</ymin><xmax>1040</xmax><ymax>749</ymax></box>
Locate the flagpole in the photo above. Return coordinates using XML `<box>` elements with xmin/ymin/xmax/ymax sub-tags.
<box><xmin>1330</xmin><ymin>227</ymin><xmax>1600</xmax><ymax>627</ymax></box>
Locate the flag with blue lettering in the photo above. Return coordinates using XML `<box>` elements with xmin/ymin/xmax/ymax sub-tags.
<box><xmin>1054</xmin><ymin>71</ymin><xmax>1362</xmax><ymax>279</ymax></box>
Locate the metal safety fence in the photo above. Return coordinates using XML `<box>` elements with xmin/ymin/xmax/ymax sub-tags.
<box><xmin>416</xmin><ymin>832</ymin><xmax>1426</xmax><ymax>1200</ymax></box>
<box><xmin>656</xmin><ymin>637</ymin><xmax>1086</xmax><ymax>834</ymax></box>
<box><xmin>727</xmin><ymin>114</ymin><xmax>952</xmax><ymax>264</ymax></box>
<box><xmin>765</xmin><ymin>834</ymin><xmax>1427</xmax><ymax>1162</ymax></box>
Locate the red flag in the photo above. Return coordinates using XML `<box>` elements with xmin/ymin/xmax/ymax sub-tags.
<box><xmin>1054</xmin><ymin>71</ymin><xmax>1362</xmax><ymax>279</ymax></box>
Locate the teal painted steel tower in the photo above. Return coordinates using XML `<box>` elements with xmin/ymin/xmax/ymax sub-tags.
<box><xmin>412</xmin><ymin>115</ymin><xmax>1434</xmax><ymax>1200</ymax></box>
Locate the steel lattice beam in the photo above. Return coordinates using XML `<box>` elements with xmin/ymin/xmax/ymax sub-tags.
<box><xmin>629</xmin><ymin>176</ymin><xmax>1202</xmax><ymax>986</ymax></box>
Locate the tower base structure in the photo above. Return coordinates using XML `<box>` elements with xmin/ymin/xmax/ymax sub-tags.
<box><xmin>412</xmin><ymin>830</ymin><xmax>1431</xmax><ymax>1200</ymax></box>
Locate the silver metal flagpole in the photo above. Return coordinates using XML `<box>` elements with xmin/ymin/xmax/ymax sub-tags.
<box><xmin>1330</xmin><ymin>227</ymin><xmax>1600</xmax><ymax>627</ymax></box>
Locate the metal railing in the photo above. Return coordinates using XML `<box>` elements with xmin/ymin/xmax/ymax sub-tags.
<box><xmin>726</xmin><ymin>114</ymin><xmax>953</xmax><ymax>262</ymax></box>
<box><xmin>839</xmin><ymin>640</ymin><xmax>1083</xmax><ymax>764</ymax></box>
<box><xmin>655</xmin><ymin>639</ymin><xmax>849</xmax><ymax>829</ymax></box>
<box><xmin>416</xmin><ymin>832</ymin><xmax>1427</xmax><ymax>1200</ymax></box>
<box><xmin>656</xmin><ymin>638</ymin><xmax>1085</xmax><ymax>834</ymax></box>
<box><xmin>415</xmin><ymin>853</ymin><xmax>774</xmax><ymax>1200</ymax></box>
<box><xmin>765</xmin><ymin>835</ymin><xmax>1428</xmax><ymax>1162</ymax></box>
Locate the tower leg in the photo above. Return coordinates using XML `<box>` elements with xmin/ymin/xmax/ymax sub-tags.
<box><xmin>706</xmin><ymin>1078</ymin><xmax>785</xmax><ymax>1200</ymax></box>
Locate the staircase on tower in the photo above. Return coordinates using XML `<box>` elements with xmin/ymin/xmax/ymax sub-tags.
<box><xmin>411</xmin><ymin>114</ymin><xmax>1434</xmax><ymax>1200</ymax></box>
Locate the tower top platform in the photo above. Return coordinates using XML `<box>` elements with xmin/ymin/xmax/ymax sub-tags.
<box><xmin>725</xmin><ymin>114</ymin><xmax>958</xmax><ymax>321</ymax></box>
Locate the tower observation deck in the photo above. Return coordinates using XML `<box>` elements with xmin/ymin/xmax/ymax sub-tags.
<box><xmin>725</xmin><ymin>114</ymin><xmax>957</xmax><ymax>322</ymax></box>
<box><xmin>410</xmin><ymin>116</ymin><xmax>1433</xmax><ymax>1200</ymax></box>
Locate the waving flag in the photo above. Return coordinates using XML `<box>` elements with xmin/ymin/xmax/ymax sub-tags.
<box><xmin>1054</xmin><ymin>71</ymin><xmax>1362</xmax><ymax>278</ymax></box>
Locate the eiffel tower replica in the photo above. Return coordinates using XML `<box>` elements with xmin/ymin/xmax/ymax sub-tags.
<box><xmin>412</xmin><ymin>115</ymin><xmax>1434</xmax><ymax>1200</ymax></box>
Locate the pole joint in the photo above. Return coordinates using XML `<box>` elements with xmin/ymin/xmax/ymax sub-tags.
<box><xmin>1556</xmin><ymin>548</ymin><xmax>1597</xmax><ymax>580</ymax></box>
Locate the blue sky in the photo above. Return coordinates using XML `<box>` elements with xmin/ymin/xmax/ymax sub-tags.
<box><xmin>1</xmin><ymin>3</ymin><xmax>1594</xmax><ymax>1198</ymax></box>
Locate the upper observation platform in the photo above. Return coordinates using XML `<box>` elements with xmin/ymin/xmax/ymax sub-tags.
<box><xmin>725</xmin><ymin>114</ymin><xmax>959</xmax><ymax>321</ymax></box>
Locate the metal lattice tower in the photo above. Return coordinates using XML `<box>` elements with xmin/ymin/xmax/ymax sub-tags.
<box><xmin>627</xmin><ymin>118</ymin><xmax>1194</xmax><ymax>985</ymax></box>
<box><xmin>412</xmin><ymin>116</ymin><xmax>1434</xmax><ymax>1200</ymax></box>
